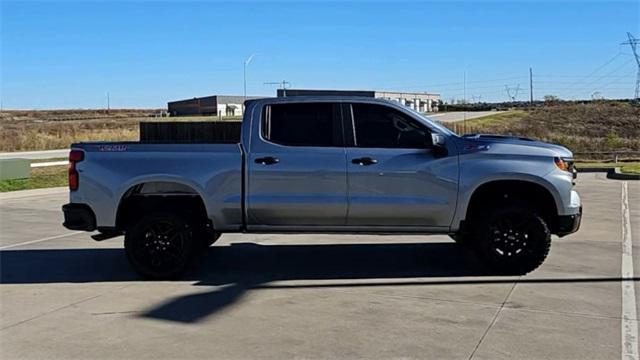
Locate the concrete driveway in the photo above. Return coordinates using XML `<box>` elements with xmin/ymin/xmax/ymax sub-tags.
<box><xmin>0</xmin><ymin>174</ymin><xmax>638</xmax><ymax>359</ymax></box>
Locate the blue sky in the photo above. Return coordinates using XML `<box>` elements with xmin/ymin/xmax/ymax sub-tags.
<box><xmin>1</xmin><ymin>0</ymin><xmax>638</xmax><ymax>109</ymax></box>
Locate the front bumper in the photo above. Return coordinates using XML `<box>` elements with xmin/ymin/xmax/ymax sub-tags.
<box><xmin>556</xmin><ymin>205</ymin><xmax>582</xmax><ymax>237</ymax></box>
<box><xmin>62</xmin><ymin>203</ymin><xmax>96</xmax><ymax>231</ymax></box>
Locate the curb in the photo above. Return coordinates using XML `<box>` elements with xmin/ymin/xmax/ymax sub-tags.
<box><xmin>609</xmin><ymin>167</ymin><xmax>640</xmax><ymax>180</ymax></box>
<box><xmin>0</xmin><ymin>186</ymin><xmax>67</xmax><ymax>200</ymax></box>
<box><xmin>576</xmin><ymin>167</ymin><xmax>640</xmax><ymax>180</ymax></box>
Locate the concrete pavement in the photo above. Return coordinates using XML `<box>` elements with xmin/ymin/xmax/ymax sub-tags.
<box><xmin>0</xmin><ymin>173</ymin><xmax>638</xmax><ymax>359</ymax></box>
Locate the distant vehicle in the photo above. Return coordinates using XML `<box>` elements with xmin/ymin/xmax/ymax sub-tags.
<box><xmin>62</xmin><ymin>97</ymin><xmax>582</xmax><ymax>279</ymax></box>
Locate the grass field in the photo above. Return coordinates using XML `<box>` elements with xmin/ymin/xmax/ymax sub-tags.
<box><xmin>0</xmin><ymin>166</ymin><xmax>67</xmax><ymax>192</ymax></box>
<box><xmin>575</xmin><ymin>161</ymin><xmax>640</xmax><ymax>174</ymax></box>
<box><xmin>444</xmin><ymin>110</ymin><xmax>528</xmax><ymax>134</ymax></box>
<box><xmin>0</xmin><ymin>110</ymin><xmax>241</xmax><ymax>152</ymax></box>
<box><xmin>1</xmin><ymin>102</ymin><xmax>638</xmax><ymax>158</ymax></box>
<box><xmin>442</xmin><ymin>102</ymin><xmax>640</xmax><ymax>159</ymax></box>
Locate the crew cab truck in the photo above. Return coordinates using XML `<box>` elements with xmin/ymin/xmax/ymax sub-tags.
<box><xmin>62</xmin><ymin>97</ymin><xmax>582</xmax><ymax>279</ymax></box>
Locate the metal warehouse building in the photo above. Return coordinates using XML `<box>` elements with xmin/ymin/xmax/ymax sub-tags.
<box><xmin>168</xmin><ymin>95</ymin><xmax>261</xmax><ymax>117</ymax></box>
<box><xmin>277</xmin><ymin>89</ymin><xmax>440</xmax><ymax>112</ymax></box>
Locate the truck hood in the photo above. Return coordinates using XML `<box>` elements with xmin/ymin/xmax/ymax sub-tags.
<box><xmin>459</xmin><ymin>134</ymin><xmax>573</xmax><ymax>158</ymax></box>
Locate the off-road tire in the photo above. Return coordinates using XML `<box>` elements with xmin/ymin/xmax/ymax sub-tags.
<box><xmin>124</xmin><ymin>212</ymin><xmax>196</xmax><ymax>279</ymax></box>
<box><xmin>472</xmin><ymin>206</ymin><xmax>551</xmax><ymax>275</ymax></box>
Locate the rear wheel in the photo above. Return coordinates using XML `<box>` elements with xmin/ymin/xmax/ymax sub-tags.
<box><xmin>472</xmin><ymin>207</ymin><xmax>551</xmax><ymax>275</ymax></box>
<box><xmin>124</xmin><ymin>212</ymin><xmax>196</xmax><ymax>279</ymax></box>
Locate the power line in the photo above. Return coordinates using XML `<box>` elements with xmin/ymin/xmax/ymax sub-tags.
<box><xmin>392</xmin><ymin>76</ymin><xmax>528</xmax><ymax>90</ymax></box>
<box><xmin>587</xmin><ymin>71</ymin><xmax>637</xmax><ymax>96</ymax></box>
<box><xmin>557</xmin><ymin>52</ymin><xmax>626</xmax><ymax>95</ymax></box>
<box><xmin>566</xmin><ymin>59</ymin><xmax>634</xmax><ymax>98</ymax></box>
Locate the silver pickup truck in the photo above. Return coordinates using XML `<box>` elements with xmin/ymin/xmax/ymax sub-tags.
<box><xmin>62</xmin><ymin>97</ymin><xmax>581</xmax><ymax>278</ymax></box>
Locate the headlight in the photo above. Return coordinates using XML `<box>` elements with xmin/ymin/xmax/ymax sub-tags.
<box><xmin>555</xmin><ymin>157</ymin><xmax>577</xmax><ymax>179</ymax></box>
<box><xmin>554</xmin><ymin>157</ymin><xmax>569</xmax><ymax>171</ymax></box>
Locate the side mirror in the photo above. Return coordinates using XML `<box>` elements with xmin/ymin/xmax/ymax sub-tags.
<box><xmin>431</xmin><ymin>133</ymin><xmax>446</xmax><ymax>147</ymax></box>
<box><xmin>430</xmin><ymin>133</ymin><xmax>448</xmax><ymax>157</ymax></box>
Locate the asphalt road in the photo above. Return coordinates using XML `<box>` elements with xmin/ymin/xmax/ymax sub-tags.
<box><xmin>0</xmin><ymin>174</ymin><xmax>638</xmax><ymax>359</ymax></box>
<box><xmin>0</xmin><ymin>149</ymin><xmax>68</xmax><ymax>160</ymax></box>
<box><xmin>427</xmin><ymin>111</ymin><xmax>503</xmax><ymax>123</ymax></box>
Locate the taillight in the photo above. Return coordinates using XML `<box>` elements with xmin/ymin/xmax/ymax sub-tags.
<box><xmin>68</xmin><ymin>150</ymin><xmax>84</xmax><ymax>191</ymax></box>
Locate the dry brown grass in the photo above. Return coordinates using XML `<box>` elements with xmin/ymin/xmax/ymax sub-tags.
<box><xmin>443</xmin><ymin>101</ymin><xmax>640</xmax><ymax>158</ymax></box>
<box><xmin>0</xmin><ymin>110</ymin><xmax>233</xmax><ymax>151</ymax></box>
<box><xmin>2</xmin><ymin>103</ymin><xmax>638</xmax><ymax>154</ymax></box>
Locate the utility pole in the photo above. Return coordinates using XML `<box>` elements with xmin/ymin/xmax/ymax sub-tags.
<box><xmin>463</xmin><ymin>71</ymin><xmax>467</xmax><ymax>105</ymax></box>
<box><xmin>529</xmin><ymin>67</ymin><xmax>533</xmax><ymax>104</ymax></box>
<box><xmin>106</xmin><ymin>92</ymin><xmax>110</xmax><ymax>113</ymax></box>
<box><xmin>463</xmin><ymin>71</ymin><xmax>467</xmax><ymax>134</ymax></box>
<box><xmin>621</xmin><ymin>32</ymin><xmax>640</xmax><ymax>100</ymax></box>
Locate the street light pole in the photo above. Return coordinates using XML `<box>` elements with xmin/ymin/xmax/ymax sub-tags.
<box><xmin>243</xmin><ymin>54</ymin><xmax>255</xmax><ymax>108</ymax></box>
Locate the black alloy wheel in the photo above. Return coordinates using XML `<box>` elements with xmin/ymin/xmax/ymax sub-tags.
<box><xmin>125</xmin><ymin>213</ymin><xmax>195</xmax><ymax>279</ymax></box>
<box><xmin>473</xmin><ymin>206</ymin><xmax>551</xmax><ymax>275</ymax></box>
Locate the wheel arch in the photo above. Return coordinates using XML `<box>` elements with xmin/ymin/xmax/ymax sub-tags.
<box><xmin>115</xmin><ymin>178</ymin><xmax>212</xmax><ymax>231</ymax></box>
<box><xmin>459</xmin><ymin>177</ymin><xmax>560</xmax><ymax>233</ymax></box>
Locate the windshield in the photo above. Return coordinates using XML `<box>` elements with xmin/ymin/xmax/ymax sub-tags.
<box><xmin>402</xmin><ymin>105</ymin><xmax>458</xmax><ymax>136</ymax></box>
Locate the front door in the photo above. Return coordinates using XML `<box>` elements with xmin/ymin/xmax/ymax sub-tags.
<box><xmin>246</xmin><ymin>102</ymin><xmax>348</xmax><ymax>228</ymax></box>
<box><xmin>344</xmin><ymin>102</ymin><xmax>458</xmax><ymax>228</ymax></box>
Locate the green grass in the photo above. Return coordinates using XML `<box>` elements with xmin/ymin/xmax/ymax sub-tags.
<box><xmin>463</xmin><ymin>110</ymin><xmax>528</xmax><ymax>127</ymax></box>
<box><xmin>30</xmin><ymin>157</ymin><xmax>67</xmax><ymax>163</ymax></box>
<box><xmin>443</xmin><ymin>110</ymin><xmax>528</xmax><ymax>134</ymax></box>
<box><xmin>576</xmin><ymin>161</ymin><xmax>640</xmax><ymax>174</ymax></box>
<box><xmin>621</xmin><ymin>164</ymin><xmax>640</xmax><ymax>174</ymax></box>
<box><xmin>0</xmin><ymin>166</ymin><xmax>67</xmax><ymax>192</ymax></box>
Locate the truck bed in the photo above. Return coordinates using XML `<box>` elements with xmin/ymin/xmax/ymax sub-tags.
<box><xmin>70</xmin><ymin>141</ymin><xmax>244</xmax><ymax>230</ymax></box>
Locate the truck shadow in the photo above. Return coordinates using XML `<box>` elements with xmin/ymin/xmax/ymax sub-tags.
<box><xmin>1</xmin><ymin>242</ymin><xmax>637</xmax><ymax>324</ymax></box>
<box><xmin>143</xmin><ymin>241</ymin><xmax>486</xmax><ymax>323</ymax></box>
<box><xmin>0</xmin><ymin>242</ymin><xmax>481</xmax><ymax>285</ymax></box>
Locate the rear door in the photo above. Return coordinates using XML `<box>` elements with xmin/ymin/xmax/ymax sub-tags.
<box><xmin>344</xmin><ymin>102</ymin><xmax>458</xmax><ymax>228</ymax></box>
<box><xmin>246</xmin><ymin>102</ymin><xmax>348</xmax><ymax>228</ymax></box>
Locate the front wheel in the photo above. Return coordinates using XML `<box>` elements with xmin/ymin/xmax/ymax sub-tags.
<box><xmin>472</xmin><ymin>207</ymin><xmax>551</xmax><ymax>275</ymax></box>
<box><xmin>124</xmin><ymin>212</ymin><xmax>196</xmax><ymax>279</ymax></box>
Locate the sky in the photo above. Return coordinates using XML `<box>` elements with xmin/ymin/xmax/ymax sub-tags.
<box><xmin>1</xmin><ymin>0</ymin><xmax>638</xmax><ymax>109</ymax></box>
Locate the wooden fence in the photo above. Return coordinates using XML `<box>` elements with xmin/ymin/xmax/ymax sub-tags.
<box><xmin>140</xmin><ymin>122</ymin><xmax>242</xmax><ymax>143</ymax></box>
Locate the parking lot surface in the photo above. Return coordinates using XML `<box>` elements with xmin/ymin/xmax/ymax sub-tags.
<box><xmin>0</xmin><ymin>173</ymin><xmax>638</xmax><ymax>359</ymax></box>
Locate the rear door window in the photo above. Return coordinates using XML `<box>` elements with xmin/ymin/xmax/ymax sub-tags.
<box><xmin>262</xmin><ymin>103</ymin><xmax>342</xmax><ymax>147</ymax></box>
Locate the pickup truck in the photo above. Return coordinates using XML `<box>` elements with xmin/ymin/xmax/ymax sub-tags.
<box><xmin>62</xmin><ymin>97</ymin><xmax>582</xmax><ymax>279</ymax></box>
